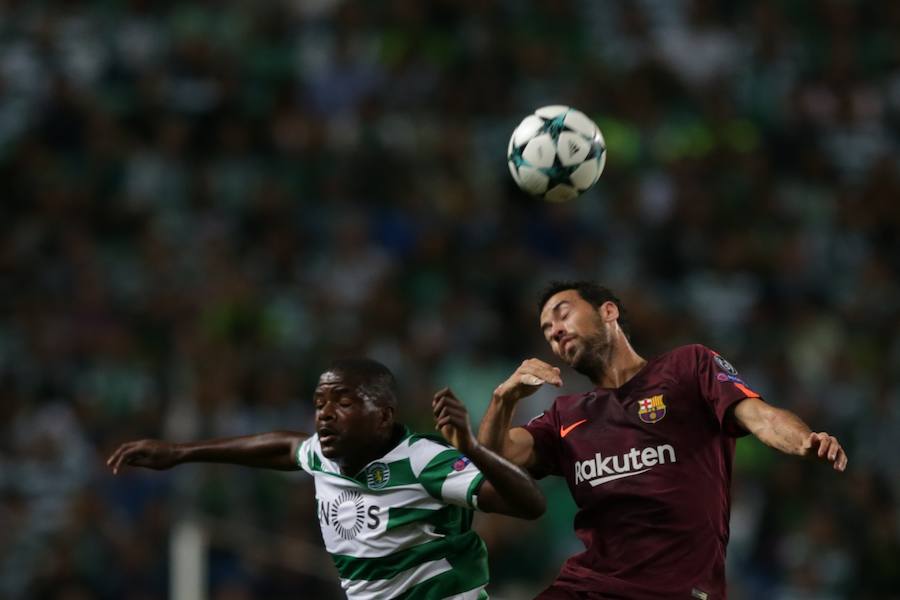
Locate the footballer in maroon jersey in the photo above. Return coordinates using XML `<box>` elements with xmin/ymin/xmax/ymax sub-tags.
<box><xmin>478</xmin><ymin>281</ymin><xmax>847</xmax><ymax>600</ymax></box>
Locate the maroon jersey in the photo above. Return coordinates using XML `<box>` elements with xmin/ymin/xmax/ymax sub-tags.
<box><xmin>524</xmin><ymin>345</ymin><xmax>761</xmax><ymax>600</ymax></box>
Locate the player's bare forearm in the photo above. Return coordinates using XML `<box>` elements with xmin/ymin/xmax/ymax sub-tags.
<box><xmin>174</xmin><ymin>432</ymin><xmax>307</xmax><ymax>469</ymax></box>
<box><xmin>733</xmin><ymin>397</ymin><xmax>847</xmax><ymax>471</ymax></box>
<box><xmin>478</xmin><ymin>359</ymin><xmax>561</xmax><ymax>465</ymax></box>
<box><xmin>465</xmin><ymin>441</ymin><xmax>546</xmax><ymax>519</ymax></box>
<box><xmin>478</xmin><ymin>395</ymin><xmax>539</xmax><ymax>469</ymax></box>
<box><xmin>107</xmin><ymin>431</ymin><xmax>308</xmax><ymax>474</ymax></box>
<box><xmin>433</xmin><ymin>388</ymin><xmax>545</xmax><ymax>519</ymax></box>
<box><xmin>477</xmin><ymin>395</ymin><xmax>517</xmax><ymax>454</ymax></box>
<box><xmin>744</xmin><ymin>402</ymin><xmax>811</xmax><ymax>455</ymax></box>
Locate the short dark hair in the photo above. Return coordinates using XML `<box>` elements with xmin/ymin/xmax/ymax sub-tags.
<box><xmin>325</xmin><ymin>358</ymin><xmax>398</xmax><ymax>408</ymax></box>
<box><xmin>538</xmin><ymin>280</ymin><xmax>631</xmax><ymax>338</ymax></box>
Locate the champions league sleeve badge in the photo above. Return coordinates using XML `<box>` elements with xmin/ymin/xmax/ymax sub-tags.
<box><xmin>713</xmin><ymin>353</ymin><xmax>738</xmax><ymax>376</ymax></box>
<box><xmin>638</xmin><ymin>394</ymin><xmax>667</xmax><ymax>424</ymax></box>
<box><xmin>452</xmin><ymin>457</ymin><xmax>472</xmax><ymax>471</ymax></box>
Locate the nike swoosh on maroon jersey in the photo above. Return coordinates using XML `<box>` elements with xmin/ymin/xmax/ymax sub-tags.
<box><xmin>560</xmin><ymin>419</ymin><xmax>588</xmax><ymax>438</ymax></box>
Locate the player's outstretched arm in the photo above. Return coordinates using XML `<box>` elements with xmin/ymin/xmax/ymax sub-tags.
<box><xmin>733</xmin><ymin>397</ymin><xmax>847</xmax><ymax>471</ymax></box>
<box><xmin>433</xmin><ymin>388</ymin><xmax>546</xmax><ymax>520</ymax></box>
<box><xmin>477</xmin><ymin>359</ymin><xmax>562</xmax><ymax>468</ymax></box>
<box><xmin>107</xmin><ymin>431</ymin><xmax>309</xmax><ymax>475</ymax></box>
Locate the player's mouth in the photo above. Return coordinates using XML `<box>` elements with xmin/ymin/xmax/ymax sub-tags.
<box><xmin>560</xmin><ymin>335</ymin><xmax>577</xmax><ymax>355</ymax></box>
<box><xmin>318</xmin><ymin>426</ymin><xmax>340</xmax><ymax>445</ymax></box>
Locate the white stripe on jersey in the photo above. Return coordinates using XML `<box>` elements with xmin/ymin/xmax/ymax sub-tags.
<box><xmin>453</xmin><ymin>586</ymin><xmax>488</xmax><ymax>600</ymax></box>
<box><xmin>441</xmin><ymin>463</ymin><xmax>481</xmax><ymax>507</ymax></box>
<box><xmin>341</xmin><ymin>558</ymin><xmax>453</xmax><ymax>600</ymax></box>
<box><xmin>406</xmin><ymin>437</ymin><xmax>455</xmax><ymax>477</ymax></box>
<box><xmin>322</xmin><ymin>505</ymin><xmax>445</xmax><ymax>558</ymax></box>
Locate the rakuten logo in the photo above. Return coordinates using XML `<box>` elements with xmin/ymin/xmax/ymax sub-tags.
<box><xmin>574</xmin><ymin>444</ymin><xmax>677</xmax><ymax>487</ymax></box>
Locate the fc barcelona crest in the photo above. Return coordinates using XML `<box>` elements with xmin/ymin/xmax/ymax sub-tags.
<box><xmin>638</xmin><ymin>395</ymin><xmax>666</xmax><ymax>424</ymax></box>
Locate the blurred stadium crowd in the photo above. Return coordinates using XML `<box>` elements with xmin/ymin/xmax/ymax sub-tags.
<box><xmin>1</xmin><ymin>0</ymin><xmax>899</xmax><ymax>598</ymax></box>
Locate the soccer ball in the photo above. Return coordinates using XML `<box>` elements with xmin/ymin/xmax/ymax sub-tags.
<box><xmin>507</xmin><ymin>105</ymin><xmax>606</xmax><ymax>202</ymax></box>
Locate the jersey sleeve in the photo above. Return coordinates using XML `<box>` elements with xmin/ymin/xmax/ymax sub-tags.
<box><xmin>693</xmin><ymin>345</ymin><xmax>761</xmax><ymax>437</ymax></box>
<box><xmin>295</xmin><ymin>435</ymin><xmax>317</xmax><ymax>474</ymax></box>
<box><xmin>415</xmin><ymin>440</ymin><xmax>485</xmax><ymax>510</ymax></box>
<box><xmin>522</xmin><ymin>405</ymin><xmax>563</xmax><ymax>478</ymax></box>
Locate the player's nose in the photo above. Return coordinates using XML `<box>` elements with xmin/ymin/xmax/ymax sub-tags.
<box><xmin>317</xmin><ymin>402</ymin><xmax>336</xmax><ymax>420</ymax></box>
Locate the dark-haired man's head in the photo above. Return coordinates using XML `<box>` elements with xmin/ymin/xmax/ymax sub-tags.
<box><xmin>322</xmin><ymin>358</ymin><xmax>399</xmax><ymax>408</ymax></box>
<box><xmin>314</xmin><ymin>358</ymin><xmax>399</xmax><ymax>472</ymax></box>
<box><xmin>538</xmin><ymin>281</ymin><xmax>630</xmax><ymax>380</ymax></box>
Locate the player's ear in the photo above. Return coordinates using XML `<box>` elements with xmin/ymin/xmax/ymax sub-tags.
<box><xmin>601</xmin><ymin>300</ymin><xmax>619</xmax><ymax>322</ymax></box>
<box><xmin>378</xmin><ymin>405</ymin><xmax>394</xmax><ymax>429</ymax></box>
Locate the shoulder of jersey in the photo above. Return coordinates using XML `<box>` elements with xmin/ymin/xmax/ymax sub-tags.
<box><xmin>660</xmin><ymin>343</ymin><xmax>710</xmax><ymax>362</ymax></box>
<box><xmin>407</xmin><ymin>432</ymin><xmax>453</xmax><ymax>449</ymax></box>
<box><xmin>554</xmin><ymin>391</ymin><xmax>590</xmax><ymax>403</ymax></box>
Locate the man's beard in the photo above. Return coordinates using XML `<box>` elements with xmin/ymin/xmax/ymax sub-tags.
<box><xmin>571</xmin><ymin>327</ymin><xmax>615</xmax><ymax>381</ymax></box>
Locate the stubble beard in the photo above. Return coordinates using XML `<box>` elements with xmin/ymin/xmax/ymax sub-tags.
<box><xmin>572</xmin><ymin>323</ymin><xmax>615</xmax><ymax>382</ymax></box>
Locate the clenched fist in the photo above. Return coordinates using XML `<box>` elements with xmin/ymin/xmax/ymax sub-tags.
<box><xmin>433</xmin><ymin>388</ymin><xmax>477</xmax><ymax>455</ymax></box>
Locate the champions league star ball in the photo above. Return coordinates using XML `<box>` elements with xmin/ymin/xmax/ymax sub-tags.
<box><xmin>507</xmin><ymin>105</ymin><xmax>606</xmax><ymax>202</ymax></box>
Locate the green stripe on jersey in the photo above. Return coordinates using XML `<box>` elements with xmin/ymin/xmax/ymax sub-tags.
<box><xmin>386</xmin><ymin>507</ymin><xmax>440</xmax><ymax>531</ymax></box>
<box><xmin>308</xmin><ymin>446</ymin><xmax>321</xmax><ymax>471</ymax></box>
<box><xmin>387</xmin><ymin>505</ymin><xmax>471</xmax><ymax>534</ymax></box>
<box><xmin>330</xmin><ymin>530</ymin><xmax>484</xmax><ymax>582</ymax></box>
<box><xmin>384</xmin><ymin>458</ymin><xmax>416</xmax><ymax>487</ymax></box>
<box><xmin>392</xmin><ymin>536</ymin><xmax>489</xmax><ymax>599</ymax></box>
<box><xmin>408</xmin><ymin>433</ymin><xmax>449</xmax><ymax>447</ymax></box>
<box><xmin>418</xmin><ymin>449</ymin><xmax>463</xmax><ymax>500</ymax></box>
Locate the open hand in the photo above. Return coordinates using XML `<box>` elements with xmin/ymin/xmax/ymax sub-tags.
<box><xmin>801</xmin><ymin>432</ymin><xmax>848</xmax><ymax>472</ymax></box>
<box><xmin>107</xmin><ymin>439</ymin><xmax>182</xmax><ymax>475</ymax></box>
<box><xmin>493</xmin><ymin>358</ymin><xmax>562</xmax><ymax>405</ymax></box>
<box><xmin>433</xmin><ymin>388</ymin><xmax>476</xmax><ymax>455</ymax></box>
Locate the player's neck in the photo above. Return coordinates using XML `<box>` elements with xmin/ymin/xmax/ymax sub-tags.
<box><xmin>591</xmin><ymin>339</ymin><xmax>646</xmax><ymax>389</ymax></box>
<box><xmin>339</xmin><ymin>424</ymin><xmax>404</xmax><ymax>476</ymax></box>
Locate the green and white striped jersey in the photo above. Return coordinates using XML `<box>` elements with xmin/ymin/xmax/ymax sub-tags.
<box><xmin>296</xmin><ymin>427</ymin><xmax>489</xmax><ymax>600</ymax></box>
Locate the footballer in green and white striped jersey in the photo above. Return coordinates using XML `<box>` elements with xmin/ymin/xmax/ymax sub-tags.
<box><xmin>296</xmin><ymin>427</ymin><xmax>489</xmax><ymax>600</ymax></box>
<box><xmin>109</xmin><ymin>359</ymin><xmax>545</xmax><ymax>599</ymax></box>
